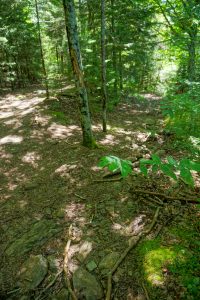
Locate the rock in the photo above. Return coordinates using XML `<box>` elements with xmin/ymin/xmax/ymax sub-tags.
<box><xmin>47</xmin><ymin>256</ymin><xmax>61</xmax><ymax>273</ymax></box>
<box><xmin>51</xmin><ymin>288</ymin><xmax>69</xmax><ymax>300</ymax></box>
<box><xmin>6</xmin><ymin>220</ymin><xmax>61</xmax><ymax>256</ymax></box>
<box><xmin>18</xmin><ymin>255</ymin><xmax>48</xmax><ymax>291</ymax></box>
<box><xmin>86</xmin><ymin>260</ymin><xmax>97</xmax><ymax>272</ymax></box>
<box><xmin>73</xmin><ymin>268</ymin><xmax>103</xmax><ymax>300</ymax></box>
<box><xmin>99</xmin><ymin>252</ymin><xmax>120</xmax><ymax>275</ymax></box>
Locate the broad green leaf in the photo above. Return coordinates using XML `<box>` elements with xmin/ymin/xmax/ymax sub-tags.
<box><xmin>189</xmin><ymin>161</ymin><xmax>200</xmax><ymax>172</ymax></box>
<box><xmin>167</xmin><ymin>156</ymin><xmax>177</xmax><ymax>167</ymax></box>
<box><xmin>160</xmin><ymin>163</ymin><xmax>177</xmax><ymax>180</ymax></box>
<box><xmin>140</xmin><ymin>158</ymin><xmax>154</xmax><ymax>165</ymax></box>
<box><xmin>98</xmin><ymin>156</ymin><xmax>132</xmax><ymax>177</ymax></box>
<box><xmin>152</xmin><ymin>154</ymin><xmax>161</xmax><ymax>164</ymax></box>
<box><xmin>180</xmin><ymin>167</ymin><xmax>194</xmax><ymax>186</ymax></box>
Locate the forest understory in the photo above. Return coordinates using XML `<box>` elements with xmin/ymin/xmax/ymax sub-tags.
<box><xmin>0</xmin><ymin>85</ymin><xmax>199</xmax><ymax>300</ymax></box>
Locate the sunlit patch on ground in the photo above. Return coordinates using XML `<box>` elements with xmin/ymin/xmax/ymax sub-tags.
<box><xmin>99</xmin><ymin>134</ymin><xmax>119</xmax><ymax>146</ymax></box>
<box><xmin>47</xmin><ymin>123</ymin><xmax>80</xmax><ymax>139</ymax></box>
<box><xmin>22</xmin><ymin>151</ymin><xmax>41</xmax><ymax>168</ymax></box>
<box><xmin>0</xmin><ymin>94</ymin><xmax>44</xmax><ymax>121</ymax></box>
<box><xmin>112</xmin><ymin>214</ymin><xmax>146</xmax><ymax>237</ymax></box>
<box><xmin>0</xmin><ymin>135</ymin><xmax>23</xmax><ymax>145</ymax></box>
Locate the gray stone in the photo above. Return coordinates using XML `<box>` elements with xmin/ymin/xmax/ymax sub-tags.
<box><xmin>51</xmin><ymin>288</ymin><xmax>69</xmax><ymax>300</ymax></box>
<box><xmin>18</xmin><ymin>255</ymin><xmax>48</xmax><ymax>291</ymax></box>
<box><xmin>99</xmin><ymin>252</ymin><xmax>120</xmax><ymax>274</ymax></box>
<box><xmin>47</xmin><ymin>256</ymin><xmax>60</xmax><ymax>273</ymax></box>
<box><xmin>6</xmin><ymin>220</ymin><xmax>61</xmax><ymax>256</ymax></box>
<box><xmin>73</xmin><ymin>268</ymin><xmax>103</xmax><ymax>300</ymax></box>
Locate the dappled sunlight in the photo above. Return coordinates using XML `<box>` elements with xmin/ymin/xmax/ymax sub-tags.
<box><xmin>30</xmin><ymin>128</ymin><xmax>47</xmax><ymax>141</ymax></box>
<box><xmin>142</xmin><ymin>93</ymin><xmax>162</xmax><ymax>101</ymax></box>
<box><xmin>22</xmin><ymin>151</ymin><xmax>41</xmax><ymax>168</ymax></box>
<box><xmin>4</xmin><ymin>118</ymin><xmax>23</xmax><ymax>129</ymax></box>
<box><xmin>0</xmin><ymin>94</ymin><xmax>44</xmax><ymax>122</ymax></box>
<box><xmin>143</xmin><ymin>247</ymin><xmax>176</xmax><ymax>286</ymax></box>
<box><xmin>0</xmin><ymin>147</ymin><xmax>13</xmax><ymax>160</ymax></box>
<box><xmin>66</xmin><ymin>239</ymin><xmax>93</xmax><ymax>273</ymax></box>
<box><xmin>30</xmin><ymin>113</ymin><xmax>51</xmax><ymax>127</ymax></box>
<box><xmin>0</xmin><ymin>135</ymin><xmax>23</xmax><ymax>145</ymax></box>
<box><xmin>47</xmin><ymin>123</ymin><xmax>80</xmax><ymax>139</ymax></box>
<box><xmin>54</xmin><ymin>164</ymin><xmax>78</xmax><ymax>184</ymax></box>
<box><xmin>112</xmin><ymin>214</ymin><xmax>146</xmax><ymax>237</ymax></box>
<box><xmin>99</xmin><ymin>134</ymin><xmax>118</xmax><ymax>146</ymax></box>
<box><xmin>65</xmin><ymin>202</ymin><xmax>87</xmax><ymax>228</ymax></box>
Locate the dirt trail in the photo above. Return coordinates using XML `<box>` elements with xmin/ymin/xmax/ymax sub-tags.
<box><xmin>0</xmin><ymin>87</ymin><xmax>199</xmax><ymax>299</ymax></box>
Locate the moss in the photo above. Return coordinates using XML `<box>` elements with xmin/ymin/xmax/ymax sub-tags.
<box><xmin>137</xmin><ymin>239</ymin><xmax>177</xmax><ymax>286</ymax></box>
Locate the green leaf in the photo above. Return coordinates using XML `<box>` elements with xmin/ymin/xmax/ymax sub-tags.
<box><xmin>189</xmin><ymin>161</ymin><xmax>200</xmax><ymax>172</ymax></box>
<box><xmin>160</xmin><ymin>163</ymin><xmax>177</xmax><ymax>180</ymax></box>
<box><xmin>140</xmin><ymin>164</ymin><xmax>148</xmax><ymax>176</ymax></box>
<box><xmin>167</xmin><ymin>156</ymin><xmax>177</xmax><ymax>167</ymax></box>
<box><xmin>98</xmin><ymin>156</ymin><xmax>132</xmax><ymax>177</ymax></box>
<box><xmin>140</xmin><ymin>158</ymin><xmax>154</xmax><ymax>165</ymax></box>
<box><xmin>152</xmin><ymin>154</ymin><xmax>161</xmax><ymax>164</ymax></box>
<box><xmin>152</xmin><ymin>164</ymin><xmax>159</xmax><ymax>173</ymax></box>
<box><xmin>180</xmin><ymin>167</ymin><xmax>194</xmax><ymax>186</ymax></box>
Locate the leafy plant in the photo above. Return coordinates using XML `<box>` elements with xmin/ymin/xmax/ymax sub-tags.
<box><xmin>98</xmin><ymin>155</ymin><xmax>132</xmax><ymax>178</ymax></box>
<box><xmin>140</xmin><ymin>155</ymin><xmax>200</xmax><ymax>186</ymax></box>
<box><xmin>98</xmin><ymin>154</ymin><xmax>200</xmax><ymax>186</ymax></box>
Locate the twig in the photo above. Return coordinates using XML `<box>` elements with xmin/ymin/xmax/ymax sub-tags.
<box><xmin>93</xmin><ymin>177</ymin><xmax>123</xmax><ymax>183</ymax></box>
<box><xmin>133</xmin><ymin>189</ymin><xmax>199</xmax><ymax>203</ymax></box>
<box><xmin>74</xmin><ymin>193</ymin><xmax>87</xmax><ymax>200</ymax></box>
<box><xmin>63</xmin><ymin>240</ymin><xmax>78</xmax><ymax>300</ymax></box>
<box><xmin>105</xmin><ymin>208</ymin><xmax>160</xmax><ymax>300</ymax></box>
<box><xmin>142</xmin><ymin>282</ymin><xmax>150</xmax><ymax>300</ymax></box>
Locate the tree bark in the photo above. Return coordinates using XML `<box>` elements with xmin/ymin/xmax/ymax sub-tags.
<box><xmin>111</xmin><ymin>0</ymin><xmax>118</xmax><ymax>97</ymax></box>
<box><xmin>101</xmin><ymin>0</ymin><xmax>108</xmax><ymax>132</ymax></box>
<box><xmin>187</xmin><ymin>27</ymin><xmax>197</xmax><ymax>81</ymax></box>
<box><xmin>35</xmin><ymin>0</ymin><xmax>49</xmax><ymax>98</ymax></box>
<box><xmin>63</xmin><ymin>0</ymin><xmax>96</xmax><ymax>148</ymax></box>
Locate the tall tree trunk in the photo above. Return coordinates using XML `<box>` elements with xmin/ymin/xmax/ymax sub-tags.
<box><xmin>187</xmin><ymin>27</ymin><xmax>197</xmax><ymax>81</ymax></box>
<box><xmin>119</xmin><ymin>47</ymin><xmax>123</xmax><ymax>91</ymax></box>
<box><xmin>101</xmin><ymin>0</ymin><xmax>107</xmax><ymax>132</ymax></box>
<box><xmin>63</xmin><ymin>0</ymin><xmax>96</xmax><ymax>148</ymax></box>
<box><xmin>111</xmin><ymin>0</ymin><xmax>117</xmax><ymax>97</ymax></box>
<box><xmin>35</xmin><ymin>0</ymin><xmax>49</xmax><ymax>98</ymax></box>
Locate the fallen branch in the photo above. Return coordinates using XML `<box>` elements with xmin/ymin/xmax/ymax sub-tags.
<box><xmin>105</xmin><ymin>208</ymin><xmax>160</xmax><ymax>300</ymax></box>
<box><xmin>133</xmin><ymin>189</ymin><xmax>199</xmax><ymax>204</ymax></box>
<box><xmin>63</xmin><ymin>240</ymin><xmax>77</xmax><ymax>300</ymax></box>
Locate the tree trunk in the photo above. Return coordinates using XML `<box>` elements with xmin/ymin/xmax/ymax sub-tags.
<box><xmin>187</xmin><ymin>27</ymin><xmax>197</xmax><ymax>82</ymax></box>
<box><xmin>119</xmin><ymin>47</ymin><xmax>123</xmax><ymax>91</ymax></box>
<box><xmin>63</xmin><ymin>0</ymin><xmax>96</xmax><ymax>148</ymax></box>
<box><xmin>35</xmin><ymin>0</ymin><xmax>49</xmax><ymax>98</ymax></box>
<box><xmin>111</xmin><ymin>0</ymin><xmax>118</xmax><ymax>97</ymax></box>
<box><xmin>101</xmin><ymin>0</ymin><xmax>107</xmax><ymax>132</ymax></box>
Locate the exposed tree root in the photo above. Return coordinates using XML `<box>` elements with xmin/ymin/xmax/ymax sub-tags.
<box><xmin>63</xmin><ymin>240</ymin><xmax>78</xmax><ymax>300</ymax></box>
<box><xmin>105</xmin><ymin>208</ymin><xmax>160</xmax><ymax>300</ymax></box>
<box><xmin>132</xmin><ymin>189</ymin><xmax>199</xmax><ymax>203</ymax></box>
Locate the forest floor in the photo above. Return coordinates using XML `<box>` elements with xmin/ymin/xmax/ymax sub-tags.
<box><xmin>0</xmin><ymin>85</ymin><xmax>199</xmax><ymax>300</ymax></box>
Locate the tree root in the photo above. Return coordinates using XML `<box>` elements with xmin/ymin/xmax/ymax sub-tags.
<box><xmin>105</xmin><ymin>207</ymin><xmax>160</xmax><ymax>300</ymax></box>
<box><xmin>63</xmin><ymin>240</ymin><xmax>78</xmax><ymax>300</ymax></box>
<box><xmin>132</xmin><ymin>189</ymin><xmax>199</xmax><ymax>203</ymax></box>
